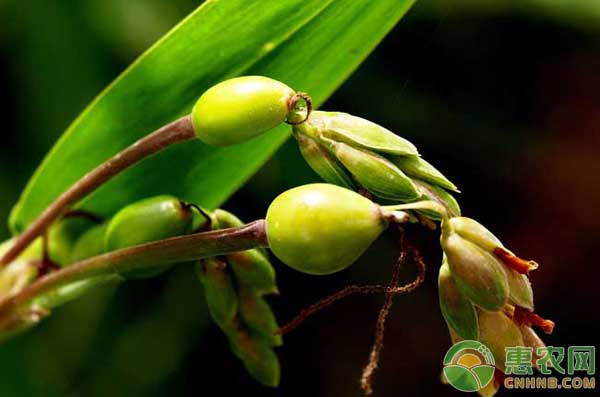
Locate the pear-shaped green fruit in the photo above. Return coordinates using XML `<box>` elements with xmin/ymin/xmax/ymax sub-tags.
<box><xmin>266</xmin><ymin>184</ymin><xmax>387</xmax><ymax>275</ymax></box>
<box><xmin>192</xmin><ymin>76</ymin><xmax>295</xmax><ymax>146</ymax></box>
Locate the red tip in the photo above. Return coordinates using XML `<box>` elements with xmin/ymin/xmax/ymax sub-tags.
<box><xmin>493</xmin><ymin>247</ymin><xmax>539</xmax><ymax>274</ymax></box>
<box><xmin>514</xmin><ymin>307</ymin><xmax>555</xmax><ymax>334</ymax></box>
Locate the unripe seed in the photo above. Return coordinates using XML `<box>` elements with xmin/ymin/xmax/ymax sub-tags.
<box><xmin>438</xmin><ymin>259</ymin><xmax>479</xmax><ymax>340</ymax></box>
<box><xmin>71</xmin><ymin>223</ymin><xmax>108</xmax><ymax>263</ymax></box>
<box><xmin>196</xmin><ymin>258</ymin><xmax>238</xmax><ymax>328</ymax></box>
<box><xmin>105</xmin><ymin>195</ymin><xmax>195</xmax><ymax>278</ymax></box>
<box><xmin>239</xmin><ymin>289</ymin><xmax>282</xmax><ymax>346</ymax></box>
<box><xmin>442</xmin><ymin>233</ymin><xmax>508</xmax><ymax>311</ymax></box>
<box><xmin>326</xmin><ymin>141</ymin><xmax>421</xmax><ymax>201</ymax></box>
<box><xmin>295</xmin><ymin>111</ymin><xmax>418</xmax><ymax>156</ymax></box>
<box><xmin>192</xmin><ymin>76</ymin><xmax>296</xmax><ymax>146</ymax></box>
<box><xmin>47</xmin><ymin>217</ymin><xmax>97</xmax><ymax>266</ymax></box>
<box><xmin>266</xmin><ymin>184</ymin><xmax>387</xmax><ymax>275</ymax></box>
<box><xmin>295</xmin><ymin>133</ymin><xmax>356</xmax><ymax>190</ymax></box>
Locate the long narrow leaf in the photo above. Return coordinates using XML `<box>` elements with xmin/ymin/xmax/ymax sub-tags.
<box><xmin>9</xmin><ymin>0</ymin><xmax>416</xmax><ymax>233</ymax></box>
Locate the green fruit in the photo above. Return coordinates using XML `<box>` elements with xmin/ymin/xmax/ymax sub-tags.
<box><xmin>266</xmin><ymin>184</ymin><xmax>387</xmax><ymax>275</ymax></box>
<box><xmin>438</xmin><ymin>259</ymin><xmax>478</xmax><ymax>340</ymax></box>
<box><xmin>71</xmin><ymin>223</ymin><xmax>108</xmax><ymax>263</ymax></box>
<box><xmin>192</xmin><ymin>76</ymin><xmax>295</xmax><ymax>146</ymax></box>
<box><xmin>105</xmin><ymin>195</ymin><xmax>194</xmax><ymax>278</ymax></box>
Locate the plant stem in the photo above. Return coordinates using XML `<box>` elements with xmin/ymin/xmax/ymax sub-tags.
<box><xmin>0</xmin><ymin>220</ymin><xmax>267</xmax><ymax>321</ymax></box>
<box><xmin>1</xmin><ymin>115</ymin><xmax>196</xmax><ymax>266</ymax></box>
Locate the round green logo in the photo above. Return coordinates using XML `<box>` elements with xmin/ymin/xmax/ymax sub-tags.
<box><xmin>443</xmin><ymin>340</ymin><xmax>496</xmax><ymax>392</ymax></box>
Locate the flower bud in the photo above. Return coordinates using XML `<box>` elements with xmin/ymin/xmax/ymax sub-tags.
<box><xmin>325</xmin><ymin>141</ymin><xmax>420</xmax><ymax>201</ymax></box>
<box><xmin>105</xmin><ymin>195</ymin><xmax>195</xmax><ymax>278</ymax></box>
<box><xmin>294</xmin><ymin>111</ymin><xmax>418</xmax><ymax>156</ymax></box>
<box><xmin>196</xmin><ymin>257</ymin><xmax>239</xmax><ymax>328</ymax></box>
<box><xmin>295</xmin><ymin>133</ymin><xmax>355</xmax><ymax>190</ymax></box>
<box><xmin>441</xmin><ymin>232</ymin><xmax>508</xmax><ymax>311</ymax></box>
<box><xmin>445</xmin><ymin>217</ymin><xmax>534</xmax><ymax>310</ymax></box>
<box><xmin>391</xmin><ymin>155</ymin><xmax>458</xmax><ymax>192</ymax></box>
<box><xmin>438</xmin><ymin>259</ymin><xmax>479</xmax><ymax>340</ymax></box>
<box><xmin>212</xmin><ymin>210</ymin><xmax>278</xmax><ymax>294</ymax></box>
<box><xmin>225</xmin><ymin>321</ymin><xmax>281</xmax><ymax>387</ymax></box>
<box><xmin>478</xmin><ymin>309</ymin><xmax>524</xmax><ymax>372</ymax></box>
<box><xmin>192</xmin><ymin>76</ymin><xmax>296</xmax><ymax>146</ymax></box>
<box><xmin>238</xmin><ymin>289</ymin><xmax>282</xmax><ymax>347</ymax></box>
<box><xmin>266</xmin><ymin>184</ymin><xmax>387</xmax><ymax>275</ymax></box>
<box><xmin>413</xmin><ymin>179</ymin><xmax>461</xmax><ymax>220</ymax></box>
<box><xmin>227</xmin><ymin>250</ymin><xmax>278</xmax><ymax>295</ymax></box>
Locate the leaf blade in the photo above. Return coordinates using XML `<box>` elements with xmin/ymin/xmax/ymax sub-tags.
<box><xmin>10</xmin><ymin>0</ymin><xmax>417</xmax><ymax>232</ymax></box>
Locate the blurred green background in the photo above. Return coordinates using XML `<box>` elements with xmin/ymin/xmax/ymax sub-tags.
<box><xmin>0</xmin><ymin>0</ymin><xmax>598</xmax><ymax>396</ymax></box>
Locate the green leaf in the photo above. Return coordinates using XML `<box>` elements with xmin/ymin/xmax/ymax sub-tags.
<box><xmin>9</xmin><ymin>0</ymin><xmax>416</xmax><ymax>233</ymax></box>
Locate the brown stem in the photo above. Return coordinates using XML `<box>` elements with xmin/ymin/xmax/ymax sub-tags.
<box><xmin>0</xmin><ymin>220</ymin><xmax>267</xmax><ymax>322</ymax></box>
<box><xmin>1</xmin><ymin>115</ymin><xmax>196</xmax><ymax>266</ymax></box>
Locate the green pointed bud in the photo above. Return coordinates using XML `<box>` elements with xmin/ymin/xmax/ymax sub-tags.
<box><xmin>71</xmin><ymin>223</ymin><xmax>108</xmax><ymax>263</ymax></box>
<box><xmin>478</xmin><ymin>309</ymin><xmax>524</xmax><ymax>372</ymax></box>
<box><xmin>192</xmin><ymin>76</ymin><xmax>296</xmax><ymax>146</ymax></box>
<box><xmin>196</xmin><ymin>258</ymin><xmax>238</xmax><ymax>328</ymax></box>
<box><xmin>296</xmin><ymin>111</ymin><xmax>418</xmax><ymax>156</ymax></box>
<box><xmin>413</xmin><ymin>179</ymin><xmax>461</xmax><ymax>220</ymax></box>
<box><xmin>239</xmin><ymin>289</ymin><xmax>282</xmax><ymax>347</ymax></box>
<box><xmin>266</xmin><ymin>184</ymin><xmax>387</xmax><ymax>275</ymax></box>
<box><xmin>227</xmin><ymin>250</ymin><xmax>278</xmax><ymax>295</ymax></box>
<box><xmin>105</xmin><ymin>195</ymin><xmax>195</xmax><ymax>278</ymax></box>
<box><xmin>295</xmin><ymin>133</ymin><xmax>355</xmax><ymax>189</ymax></box>
<box><xmin>447</xmin><ymin>217</ymin><xmax>502</xmax><ymax>252</ymax></box>
<box><xmin>506</xmin><ymin>269</ymin><xmax>534</xmax><ymax>311</ymax></box>
<box><xmin>441</xmin><ymin>232</ymin><xmax>508</xmax><ymax>311</ymax></box>
<box><xmin>226</xmin><ymin>322</ymin><xmax>281</xmax><ymax>387</ymax></box>
<box><xmin>438</xmin><ymin>259</ymin><xmax>479</xmax><ymax>340</ymax></box>
<box><xmin>391</xmin><ymin>155</ymin><xmax>458</xmax><ymax>192</ymax></box>
<box><xmin>326</xmin><ymin>141</ymin><xmax>420</xmax><ymax>201</ymax></box>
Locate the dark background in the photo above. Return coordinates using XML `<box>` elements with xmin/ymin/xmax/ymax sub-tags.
<box><xmin>0</xmin><ymin>0</ymin><xmax>598</xmax><ymax>396</ymax></box>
